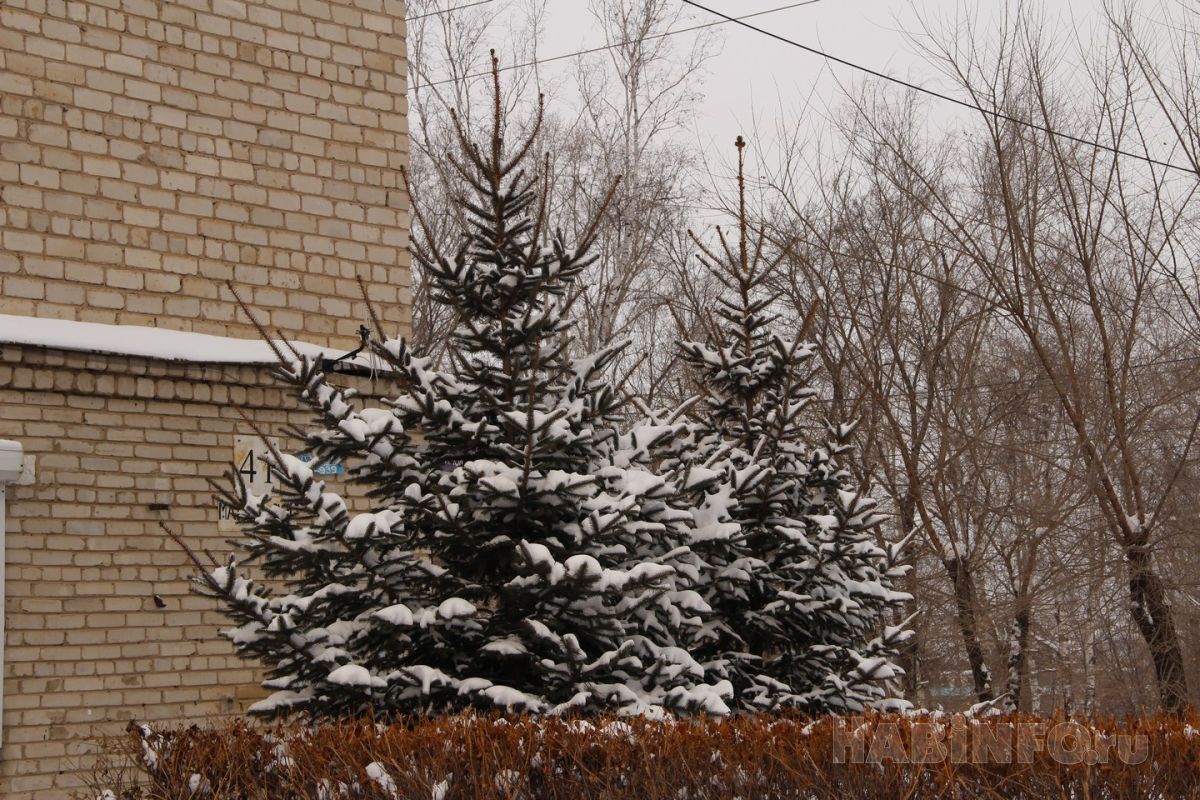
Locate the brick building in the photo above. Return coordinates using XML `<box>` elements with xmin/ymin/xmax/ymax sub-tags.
<box><xmin>0</xmin><ymin>0</ymin><xmax>410</xmax><ymax>795</ymax></box>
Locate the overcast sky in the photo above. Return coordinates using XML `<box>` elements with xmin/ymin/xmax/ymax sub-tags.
<box><xmin>474</xmin><ymin>1</ymin><xmax>1120</xmax><ymax>148</ymax></box>
<box><xmin>432</xmin><ymin>0</ymin><xmax>1192</xmax><ymax>209</ymax></box>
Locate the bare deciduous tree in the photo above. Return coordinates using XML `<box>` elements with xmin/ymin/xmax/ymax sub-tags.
<box><xmin>767</xmin><ymin>105</ymin><xmax>1010</xmax><ymax>705</ymax></box>
<box><xmin>557</xmin><ymin>0</ymin><xmax>716</xmax><ymax>404</ymax></box>
<box><xmin>855</xmin><ymin>10</ymin><xmax>1200</xmax><ymax>712</ymax></box>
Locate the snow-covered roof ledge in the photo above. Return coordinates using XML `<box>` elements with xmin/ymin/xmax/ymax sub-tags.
<box><xmin>0</xmin><ymin>313</ymin><xmax>377</xmax><ymax>369</ymax></box>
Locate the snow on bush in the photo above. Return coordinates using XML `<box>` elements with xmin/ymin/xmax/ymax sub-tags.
<box><xmin>674</xmin><ymin>136</ymin><xmax>911</xmax><ymax>712</ymax></box>
<box><xmin>193</xmin><ymin>65</ymin><xmax>728</xmax><ymax>719</ymax></box>
<box><xmin>185</xmin><ymin>74</ymin><xmax>908</xmax><ymax>721</ymax></box>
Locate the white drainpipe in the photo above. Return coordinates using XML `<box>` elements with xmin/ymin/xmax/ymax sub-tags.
<box><xmin>0</xmin><ymin>439</ymin><xmax>25</xmax><ymax>748</ymax></box>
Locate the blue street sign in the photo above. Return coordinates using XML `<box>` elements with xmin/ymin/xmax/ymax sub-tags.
<box><xmin>297</xmin><ymin>453</ymin><xmax>345</xmax><ymax>476</ymax></box>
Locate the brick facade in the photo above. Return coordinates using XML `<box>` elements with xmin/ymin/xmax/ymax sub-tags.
<box><xmin>0</xmin><ymin>0</ymin><xmax>410</xmax><ymax>795</ymax></box>
<box><xmin>0</xmin><ymin>348</ymin><xmax>309</xmax><ymax>796</ymax></box>
<box><xmin>0</xmin><ymin>0</ymin><xmax>410</xmax><ymax>348</ymax></box>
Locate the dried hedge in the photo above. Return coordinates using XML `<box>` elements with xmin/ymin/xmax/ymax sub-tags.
<box><xmin>90</xmin><ymin>711</ymin><xmax>1200</xmax><ymax>799</ymax></box>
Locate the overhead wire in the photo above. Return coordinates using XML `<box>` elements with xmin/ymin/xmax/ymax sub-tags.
<box><xmin>417</xmin><ymin>1</ymin><xmax>823</xmax><ymax>88</ymax></box>
<box><xmin>406</xmin><ymin>0</ymin><xmax>1200</xmax><ymax>441</ymax></box>
<box><xmin>407</xmin><ymin>0</ymin><xmax>496</xmax><ymax>23</ymax></box>
<box><xmin>679</xmin><ymin>0</ymin><xmax>1198</xmax><ymax>176</ymax></box>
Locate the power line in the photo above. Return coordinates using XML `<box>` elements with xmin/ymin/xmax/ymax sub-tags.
<box><xmin>408</xmin><ymin>0</ymin><xmax>495</xmax><ymax>22</ymax></box>
<box><xmin>405</xmin><ymin>4</ymin><xmax>1200</xmax><ymax>417</ymax></box>
<box><xmin>418</xmin><ymin>1</ymin><xmax>823</xmax><ymax>89</ymax></box>
<box><xmin>680</xmin><ymin>0</ymin><xmax>1198</xmax><ymax>176</ymax></box>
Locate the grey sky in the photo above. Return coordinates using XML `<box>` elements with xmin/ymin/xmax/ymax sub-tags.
<box><xmin>483</xmin><ymin>1</ymin><xmax>1102</xmax><ymax>149</ymax></box>
<box><xmin>446</xmin><ymin>0</ymin><xmax>1192</xmax><ymax>209</ymax></box>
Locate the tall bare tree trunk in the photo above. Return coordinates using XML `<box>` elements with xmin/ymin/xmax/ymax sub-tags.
<box><xmin>943</xmin><ymin>555</ymin><xmax>993</xmax><ymax>703</ymax></box>
<box><xmin>1029</xmin><ymin>652</ymin><xmax>1041</xmax><ymax>714</ymax></box>
<box><xmin>1084</xmin><ymin>591</ymin><xmax>1097</xmax><ymax>716</ymax></box>
<box><xmin>1126</xmin><ymin>544</ymin><xmax>1189</xmax><ymax>713</ymax></box>
<box><xmin>1005</xmin><ymin>605</ymin><xmax>1032</xmax><ymax>711</ymax></box>
<box><xmin>896</xmin><ymin>497</ymin><xmax>921</xmax><ymax>701</ymax></box>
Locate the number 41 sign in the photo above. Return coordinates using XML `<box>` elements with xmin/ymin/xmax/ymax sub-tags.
<box><xmin>218</xmin><ymin>435</ymin><xmax>346</xmax><ymax>531</ymax></box>
<box><xmin>218</xmin><ymin>435</ymin><xmax>280</xmax><ymax>532</ymax></box>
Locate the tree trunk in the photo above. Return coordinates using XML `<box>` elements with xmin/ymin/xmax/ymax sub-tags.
<box><xmin>1028</xmin><ymin>652</ymin><xmax>1041</xmax><ymax>714</ymax></box>
<box><xmin>1126</xmin><ymin>544</ymin><xmax>1189</xmax><ymax>713</ymax></box>
<box><xmin>900</xmin><ymin>567</ymin><xmax>921</xmax><ymax>701</ymax></box>
<box><xmin>1004</xmin><ymin>605</ymin><xmax>1031</xmax><ymax>712</ymax></box>
<box><xmin>895</xmin><ymin>498</ymin><xmax>921</xmax><ymax>701</ymax></box>
<box><xmin>1084</xmin><ymin>592</ymin><xmax>1097</xmax><ymax>716</ymax></box>
<box><xmin>943</xmin><ymin>555</ymin><xmax>993</xmax><ymax>703</ymax></box>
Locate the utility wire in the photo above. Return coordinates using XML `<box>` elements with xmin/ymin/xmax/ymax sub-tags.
<box><xmin>408</xmin><ymin>0</ymin><xmax>495</xmax><ymax>22</ymax></box>
<box><xmin>680</xmin><ymin>0</ymin><xmax>1198</xmax><ymax>176</ymax></box>
<box><xmin>419</xmin><ymin>0</ymin><xmax>823</xmax><ymax>88</ymax></box>
<box><xmin>407</xmin><ymin>1</ymin><xmax>1200</xmax><ymax>417</ymax></box>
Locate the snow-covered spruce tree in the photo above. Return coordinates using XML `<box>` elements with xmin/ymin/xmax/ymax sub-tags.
<box><xmin>197</xmin><ymin>62</ymin><xmax>731</xmax><ymax>719</ymax></box>
<box><xmin>677</xmin><ymin>137</ymin><xmax>912</xmax><ymax>713</ymax></box>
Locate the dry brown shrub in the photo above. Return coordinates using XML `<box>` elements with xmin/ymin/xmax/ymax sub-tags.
<box><xmin>87</xmin><ymin>711</ymin><xmax>1200</xmax><ymax>799</ymax></box>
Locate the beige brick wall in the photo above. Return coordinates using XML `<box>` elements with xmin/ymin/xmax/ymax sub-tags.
<box><xmin>0</xmin><ymin>0</ymin><xmax>412</xmax><ymax>792</ymax></box>
<box><xmin>0</xmin><ymin>0</ymin><xmax>410</xmax><ymax>349</ymax></box>
<box><xmin>0</xmin><ymin>345</ymin><xmax>388</xmax><ymax>797</ymax></box>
